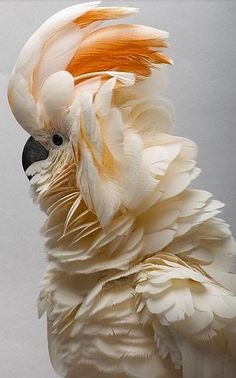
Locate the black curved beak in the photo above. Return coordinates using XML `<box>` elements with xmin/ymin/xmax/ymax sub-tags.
<box><xmin>22</xmin><ymin>136</ymin><xmax>49</xmax><ymax>180</ymax></box>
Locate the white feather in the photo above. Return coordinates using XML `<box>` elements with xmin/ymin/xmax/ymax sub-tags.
<box><xmin>132</xmin><ymin>99</ymin><xmax>174</xmax><ymax>135</ymax></box>
<box><xmin>41</xmin><ymin>71</ymin><xmax>74</xmax><ymax>118</ymax></box>
<box><xmin>74</xmin><ymin>71</ymin><xmax>136</xmax><ymax>87</ymax></box>
<box><xmin>78</xmin><ymin>141</ymin><xmax>120</xmax><ymax>226</ymax></box>
<box><xmin>80</xmin><ymin>90</ymin><xmax>103</xmax><ymax>163</ymax></box>
<box><xmin>33</xmin><ymin>23</ymin><xmax>83</xmax><ymax>97</ymax></box>
<box><xmin>41</xmin><ymin>2</ymin><xmax>100</xmax><ymax>34</ymax></box>
<box><xmin>94</xmin><ymin>77</ymin><xmax>117</xmax><ymax>118</ymax></box>
<box><xmin>9</xmin><ymin>73</ymin><xmax>40</xmax><ymax>134</ymax></box>
<box><xmin>143</xmin><ymin>144</ymin><xmax>181</xmax><ymax>176</ymax></box>
<box><xmin>102</xmin><ymin>108</ymin><xmax>124</xmax><ymax>162</ymax></box>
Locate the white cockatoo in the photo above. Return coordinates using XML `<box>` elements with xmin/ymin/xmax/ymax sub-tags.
<box><xmin>8</xmin><ymin>2</ymin><xmax>236</xmax><ymax>377</ymax></box>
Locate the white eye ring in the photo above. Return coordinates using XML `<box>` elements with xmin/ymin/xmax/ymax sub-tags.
<box><xmin>51</xmin><ymin>133</ymin><xmax>66</xmax><ymax>148</ymax></box>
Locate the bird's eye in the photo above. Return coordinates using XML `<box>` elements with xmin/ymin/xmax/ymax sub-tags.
<box><xmin>51</xmin><ymin>133</ymin><xmax>65</xmax><ymax>147</ymax></box>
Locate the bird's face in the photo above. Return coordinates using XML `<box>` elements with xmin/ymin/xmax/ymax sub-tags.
<box><xmin>22</xmin><ymin>129</ymin><xmax>75</xmax><ymax>198</ymax></box>
<box><xmin>21</xmin><ymin>107</ymin><xmax>75</xmax><ymax>185</ymax></box>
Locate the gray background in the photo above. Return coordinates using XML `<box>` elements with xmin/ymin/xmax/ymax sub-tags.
<box><xmin>0</xmin><ymin>1</ymin><xmax>235</xmax><ymax>377</ymax></box>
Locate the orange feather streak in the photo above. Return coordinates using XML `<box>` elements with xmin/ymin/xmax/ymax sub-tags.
<box><xmin>67</xmin><ymin>24</ymin><xmax>172</xmax><ymax>80</ymax></box>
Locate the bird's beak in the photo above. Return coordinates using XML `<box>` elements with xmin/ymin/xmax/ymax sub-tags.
<box><xmin>22</xmin><ymin>136</ymin><xmax>49</xmax><ymax>180</ymax></box>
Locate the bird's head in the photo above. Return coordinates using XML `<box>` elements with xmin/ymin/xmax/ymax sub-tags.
<box><xmin>8</xmin><ymin>2</ymin><xmax>174</xmax><ymax>262</ymax></box>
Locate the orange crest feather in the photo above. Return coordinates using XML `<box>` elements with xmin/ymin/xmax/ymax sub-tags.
<box><xmin>67</xmin><ymin>24</ymin><xmax>172</xmax><ymax>80</ymax></box>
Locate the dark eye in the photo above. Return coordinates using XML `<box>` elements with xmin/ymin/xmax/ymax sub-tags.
<box><xmin>52</xmin><ymin>134</ymin><xmax>64</xmax><ymax>147</ymax></box>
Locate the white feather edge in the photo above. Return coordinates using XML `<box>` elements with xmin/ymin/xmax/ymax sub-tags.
<box><xmin>77</xmin><ymin>140</ymin><xmax>121</xmax><ymax>226</ymax></box>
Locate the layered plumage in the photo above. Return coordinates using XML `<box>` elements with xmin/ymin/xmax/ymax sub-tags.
<box><xmin>8</xmin><ymin>2</ymin><xmax>236</xmax><ymax>377</ymax></box>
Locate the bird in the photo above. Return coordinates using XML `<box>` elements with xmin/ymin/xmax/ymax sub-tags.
<box><xmin>8</xmin><ymin>2</ymin><xmax>236</xmax><ymax>377</ymax></box>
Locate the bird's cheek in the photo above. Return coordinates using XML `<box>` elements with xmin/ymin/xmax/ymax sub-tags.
<box><xmin>22</xmin><ymin>136</ymin><xmax>49</xmax><ymax>180</ymax></box>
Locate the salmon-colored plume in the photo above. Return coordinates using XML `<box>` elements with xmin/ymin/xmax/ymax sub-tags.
<box><xmin>67</xmin><ymin>24</ymin><xmax>172</xmax><ymax>81</ymax></box>
<box><xmin>74</xmin><ymin>6</ymin><xmax>138</xmax><ymax>28</ymax></box>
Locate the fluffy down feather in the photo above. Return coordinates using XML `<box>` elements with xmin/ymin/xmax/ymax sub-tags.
<box><xmin>8</xmin><ymin>2</ymin><xmax>236</xmax><ymax>378</ymax></box>
<box><xmin>135</xmin><ymin>254</ymin><xmax>236</xmax><ymax>377</ymax></box>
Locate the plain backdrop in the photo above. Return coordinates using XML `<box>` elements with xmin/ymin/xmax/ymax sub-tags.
<box><xmin>0</xmin><ymin>1</ymin><xmax>236</xmax><ymax>377</ymax></box>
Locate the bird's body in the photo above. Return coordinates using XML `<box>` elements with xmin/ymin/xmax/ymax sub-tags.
<box><xmin>8</xmin><ymin>2</ymin><xmax>236</xmax><ymax>377</ymax></box>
